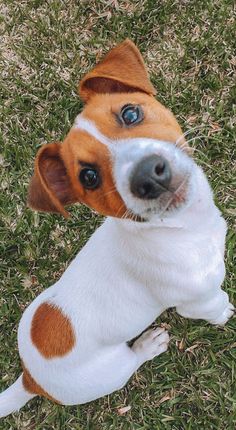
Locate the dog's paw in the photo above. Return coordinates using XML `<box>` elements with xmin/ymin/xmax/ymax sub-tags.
<box><xmin>210</xmin><ymin>303</ymin><xmax>235</xmax><ymax>325</ymax></box>
<box><xmin>132</xmin><ymin>327</ymin><xmax>170</xmax><ymax>364</ymax></box>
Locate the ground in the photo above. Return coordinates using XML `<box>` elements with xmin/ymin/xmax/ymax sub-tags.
<box><xmin>0</xmin><ymin>1</ymin><xmax>235</xmax><ymax>429</ymax></box>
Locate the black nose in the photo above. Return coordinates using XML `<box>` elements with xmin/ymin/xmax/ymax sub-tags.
<box><xmin>130</xmin><ymin>155</ymin><xmax>172</xmax><ymax>199</ymax></box>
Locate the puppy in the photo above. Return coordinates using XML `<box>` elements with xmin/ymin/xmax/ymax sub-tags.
<box><xmin>0</xmin><ymin>39</ymin><xmax>234</xmax><ymax>417</ymax></box>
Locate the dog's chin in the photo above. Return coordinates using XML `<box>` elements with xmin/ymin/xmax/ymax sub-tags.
<box><xmin>137</xmin><ymin>202</ymin><xmax>189</xmax><ymax>223</ymax></box>
<box><xmin>145</xmin><ymin>196</ymin><xmax>190</xmax><ymax>221</ymax></box>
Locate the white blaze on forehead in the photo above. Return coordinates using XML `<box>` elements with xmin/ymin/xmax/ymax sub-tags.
<box><xmin>74</xmin><ymin>114</ymin><xmax>113</xmax><ymax>148</ymax></box>
<box><xmin>73</xmin><ymin>114</ymin><xmax>193</xmax><ymax>172</ymax></box>
<box><xmin>73</xmin><ymin>114</ymin><xmax>179</xmax><ymax>155</ymax></box>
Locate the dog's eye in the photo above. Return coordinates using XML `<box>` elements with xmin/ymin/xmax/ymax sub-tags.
<box><xmin>120</xmin><ymin>104</ymin><xmax>143</xmax><ymax>126</ymax></box>
<box><xmin>79</xmin><ymin>167</ymin><xmax>100</xmax><ymax>189</ymax></box>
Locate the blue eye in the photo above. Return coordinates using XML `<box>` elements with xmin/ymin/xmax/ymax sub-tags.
<box><xmin>120</xmin><ymin>104</ymin><xmax>143</xmax><ymax>126</ymax></box>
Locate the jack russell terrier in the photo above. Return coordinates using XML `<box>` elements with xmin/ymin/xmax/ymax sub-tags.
<box><xmin>0</xmin><ymin>39</ymin><xmax>234</xmax><ymax>418</ymax></box>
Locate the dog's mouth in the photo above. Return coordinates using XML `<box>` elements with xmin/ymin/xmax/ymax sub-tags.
<box><xmin>125</xmin><ymin>174</ymin><xmax>191</xmax><ymax>222</ymax></box>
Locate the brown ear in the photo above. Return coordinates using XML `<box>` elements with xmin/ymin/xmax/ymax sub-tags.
<box><xmin>27</xmin><ymin>143</ymin><xmax>77</xmax><ymax>217</ymax></box>
<box><xmin>79</xmin><ymin>39</ymin><xmax>156</xmax><ymax>102</ymax></box>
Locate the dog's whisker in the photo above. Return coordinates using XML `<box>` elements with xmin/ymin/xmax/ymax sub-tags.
<box><xmin>178</xmin><ymin>142</ymin><xmax>189</xmax><ymax>152</ymax></box>
<box><xmin>175</xmin><ymin>124</ymin><xmax>210</xmax><ymax>146</ymax></box>
<box><xmin>121</xmin><ymin>208</ymin><xmax>128</xmax><ymax>220</ymax></box>
<box><xmin>115</xmin><ymin>202</ymin><xmax>126</xmax><ymax>218</ymax></box>
<box><xmin>95</xmin><ymin>187</ymin><xmax>117</xmax><ymax>203</ymax></box>
<box><xmin>158</xmin><ymin>175</ymin><xmax>189</xmax><ymax>218</ymax></box>
<box><xmin>184</xmin><ymin>135</ymin><xmax>208</xmax><ymax>147</ymax></box>
<box><xmin>177</xmin><ymin>134</ymin><xmax>209</xmax><ymax>153</ymax></box>
<box><xmin>126</xmin><ymin>209</ymin><xmax>135</xmax><ymax>221</ymax></box>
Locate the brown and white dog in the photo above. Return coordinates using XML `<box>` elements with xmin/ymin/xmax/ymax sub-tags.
<box><xmin>0</xmin><ymin>39</ymin><xmax>234</xmax><ymax>417</ymax></box>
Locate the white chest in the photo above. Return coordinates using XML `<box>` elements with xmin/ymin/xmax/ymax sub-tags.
<box><xmin>107</xmin><ymin>214</ymin><xmax>227</xmax><ymax>314</ymax></box>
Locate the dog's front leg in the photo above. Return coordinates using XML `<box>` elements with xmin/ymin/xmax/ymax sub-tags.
<box><xmin>98</xmin><ymin>327</ymin><xmax>169</xmax><ymax>396</ymax></box>
<box><xmin>67</xmin><ymin>327</ymin><xmax>170</xmax><ymax>404</ymax></box>
<box><xmin>176</xmin><ymin>290</ymin><xmax>234</xmax><ymax>325</ymax></box>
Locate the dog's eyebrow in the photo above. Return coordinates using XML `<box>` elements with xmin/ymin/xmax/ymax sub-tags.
<box><xmin>79</xmin><ymin>160</ymin><xmax>98</xmax><ymax>168</ymax></box>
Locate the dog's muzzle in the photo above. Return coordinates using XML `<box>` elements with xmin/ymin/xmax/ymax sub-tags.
<box><xmin>130</xmin><ymin>155</ymin><xmax>172</xmax><ymax>199</ymax></box>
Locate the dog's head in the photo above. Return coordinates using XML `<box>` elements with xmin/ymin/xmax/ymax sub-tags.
<box><xmin>28</xmin><ymin>39</ymin><xmax>197</xmax><ymax>222</ymax></box>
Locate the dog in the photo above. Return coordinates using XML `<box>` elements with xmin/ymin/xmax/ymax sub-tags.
<box><xmin>0</xmin><ymin>39</ymin><xmax>234</xmax><ymax>418</ymax></box>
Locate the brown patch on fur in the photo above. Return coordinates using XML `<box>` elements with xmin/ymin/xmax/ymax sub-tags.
<box><xmin>82</xmin><ymin>92</ymin><xmax>186</xmax><ymax>146</ymax></box>
<box><xmin>31</xmin><ymin>303</ymin><xmax>75</xmax><ymax>359</ymax></box>
<box><xmin>79</xmin><ymin>39</ymin><xmax>156</xmax><ymax>102</ymax></box>
<box><xmin>27</xmin><ymin>131</ymin><xmax>128</xmax><ymax>219</ymax></box>
<box><xmin>22</xmin><ymin>364</ymin><xmax>61</xmax><ymax>403</ymax></box>
<box><xmin>62</xmin><ymin>129</ymin><xmax>127</xmax><ymax>218</ymax></box>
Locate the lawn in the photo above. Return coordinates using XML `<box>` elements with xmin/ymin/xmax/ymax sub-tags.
<box><xmin>0</xmin><ymin>0</ymin><xmax>235</xmax><ymax>429</ymax></box>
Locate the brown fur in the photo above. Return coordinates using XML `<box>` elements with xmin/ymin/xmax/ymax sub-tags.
<box><xmin>82</xmin><ymin>92</ymin><xmax>185</xmax><ymax>145</ymax></box>
<box><xmin>61</xmin><ymin>129</ymin><xmax>127</xmax><ymax>217</ymax></box>
<box><xmin>31</xmin><ymin>303</ymin><xmax>76</xmax><ymax>359</ymax></box>
<box><xmin>28</xmin><ymin>143</ymin><xmax>77</xmax><ymax>217</ymax></box>
<box><xmin>22</xmin><ymin>364</ymin><xmax>60</xmax><ymax>403</ymax></box>
<box><xmin>79</xmin><ymin>39</ymin><xmax>156</xmax><ymax>102</ymax></box>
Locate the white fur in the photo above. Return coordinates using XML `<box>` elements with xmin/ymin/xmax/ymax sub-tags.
<box><xmin>74</xmin><ymin>115</ymin><xmax>113</xmax><ymax>147</ymax></box>
<box><xmin>0</xmin><ymin>115</ymin><xmax>233</xmax><ymax>417</ymax></box>
<box><xmin>0</xmin><ymin>376</ymin><xmax>35</xmax><ymax>417</ymax></box>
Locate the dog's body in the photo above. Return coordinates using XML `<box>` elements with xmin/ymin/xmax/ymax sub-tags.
<box><xmin>0</xmin><ymin>40</ymin><xmax>233</xmax><ymax>417</ymax></box>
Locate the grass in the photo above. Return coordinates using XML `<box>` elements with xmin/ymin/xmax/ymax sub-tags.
<box><xmin>0</xmin><ymin>0</ymin><xmax>235</xmax><ymax>428</ymax></box>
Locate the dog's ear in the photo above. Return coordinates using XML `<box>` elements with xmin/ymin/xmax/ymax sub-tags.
<box><xmin>27</xmin><ymin>143</ymin><xmax>77</xmax><ymax>217</ymax></box>
<box><xmin>79</xmin><ymin>39</ymin><xmax>156</xmax><ymax>102</ymax></box>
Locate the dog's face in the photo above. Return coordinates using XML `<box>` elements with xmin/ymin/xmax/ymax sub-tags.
<box><xmin>28</xmin><ymin>40</ymin><xmax>197</xmax><ymax>222</ymax></box>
